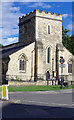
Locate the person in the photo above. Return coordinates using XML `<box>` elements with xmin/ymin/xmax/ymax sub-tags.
<box><xmin>46</xmin><ymin>71</ymin><xmax>50</xmax><ymax>86</ymax></box>
<box><xmin>46</xmin><ymin>71</ymin><xmax>50</xmax><ymax>80</ymax></box>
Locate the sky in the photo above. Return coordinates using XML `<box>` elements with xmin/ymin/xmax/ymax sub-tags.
<box><xmin>0</xmin><ymin>2</ymin><xmax>73</xmax><ymax>46</ymax></box>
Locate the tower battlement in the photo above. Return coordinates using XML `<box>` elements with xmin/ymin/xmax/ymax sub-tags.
<box><xmin>19</xmin><ymin>9</ymin><xmax>63</xmax><ymax>23</ymax></box>
<box><xmin>19</xmin><ymin>9</ymin><xmax>63</xmax><ymax>45</ymax></box>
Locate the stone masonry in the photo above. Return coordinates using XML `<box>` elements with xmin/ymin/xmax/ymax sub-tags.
<box><xmin>1</xmin><ymin>9</ymin><xmax>73</xmax><ymax>85</ymax></box>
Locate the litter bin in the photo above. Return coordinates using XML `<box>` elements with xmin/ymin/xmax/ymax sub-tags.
<box><xmin>2</xmin><ymin>84</ymin><xmax>8</xmax><ymax>100</ymax></box>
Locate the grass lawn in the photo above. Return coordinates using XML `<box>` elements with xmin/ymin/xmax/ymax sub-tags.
<box><xmin>8</xmin><ymin>85</ymin><xmax>73</xmax><ymax>92</ymax></box>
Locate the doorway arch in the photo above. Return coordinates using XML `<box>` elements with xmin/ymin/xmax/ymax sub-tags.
<box><xmin>46</xmin><ymin>70</ymin><xmax>50</xmax><ymax>80</ymax></box>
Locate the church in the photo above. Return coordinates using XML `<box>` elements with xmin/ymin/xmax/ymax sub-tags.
<box><xmin>1</xmin><ymin>9</ymin><xmax>74</xmax><ymax>85</ymax></box>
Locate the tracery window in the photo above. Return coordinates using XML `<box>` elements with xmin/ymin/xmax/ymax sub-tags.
<box><xmin>19</xmin><ymin>59</ymin><xmax>25</xmax><ymax>71</ymax></box>
<box><xmin>19</xmin><ymin>54</ymin><xmax>28</xmax><ymax>72</ymax></box>
<box><xmin>68</xmin><ymin>59</ymin><xmax>72</xmax><ymax>73</ymax></box>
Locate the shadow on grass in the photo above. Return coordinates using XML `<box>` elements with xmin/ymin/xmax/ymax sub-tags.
<box><xmin>2</xmin><ymin>101</ymin><xmax>73</xmax><ymax>120</ymax></box>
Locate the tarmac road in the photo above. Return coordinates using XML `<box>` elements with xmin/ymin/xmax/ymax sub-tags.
<box><xmin>1</xmin><ymin>89</ymin><xmax>74</xmax><ymax>119</ymax></box>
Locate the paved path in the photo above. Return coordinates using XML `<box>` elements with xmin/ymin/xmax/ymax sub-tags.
<box><xmin>1</xmin><ymin>89</ymin><xmax>74</xmax><ymax>119</ymax></box>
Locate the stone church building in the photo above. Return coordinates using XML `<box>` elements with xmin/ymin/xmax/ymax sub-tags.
<box><xmin>1</xmin><ymin>9</ymin><xmax>74</xmax><ymax>85</ymax></box>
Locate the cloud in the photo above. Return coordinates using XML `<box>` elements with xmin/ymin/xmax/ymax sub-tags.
<box><xmin>67</xmin><ymin>23</ymin><xmax>72</xmax><ymax>30</ymax></box>
<box><xmin>62</xmin><ymin>13</ymin><xmax>73</xmax><ymax>19</ymax></box>
<box><xmin>1</xmin><ymin>2</ymin><xmax>51</xmax><ymax>45</ymax></box>
<box><xmin>66</xmin><ymin>22</ymin><xmax>74</xmax><ymax>31</ymax></box>
<box><xmin>9</xmin><ymin>6</ymin><xmax>20</xmax><ymax>12</ymax></box>
<box><xmin>28</xmin><ymin>2</ymin><xmax>51</xmax><ymax>8</ymax></box>
<box><xmin>0</xmin><ymin>2</ymin><xmax>51</xmax><ymax>46</ymax></box>
<box><xmin>62</xmin><ymin>14</ymin><xmax>69</xmax><ymax>18</ymax></box>
<box><xmin>2</xmin><ymin>37</ymin><xmax>18</xmax><ymax>46</ymax></box>
<box><xmin>0</xmin><ymin>2</ymin><xmax>25</xmax><ymax>45</ymax></box>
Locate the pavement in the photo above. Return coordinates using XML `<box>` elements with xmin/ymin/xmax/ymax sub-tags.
<box><xmin>0</xmin><ymin>89</ymin><xmax>74</xmax><ymax>119</ymax></box>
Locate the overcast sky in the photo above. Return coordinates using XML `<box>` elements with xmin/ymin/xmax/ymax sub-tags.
<box><xmin>0</xmin><ymin>1</ymin><xmax>73</xmax><ymax>46</ymax></box>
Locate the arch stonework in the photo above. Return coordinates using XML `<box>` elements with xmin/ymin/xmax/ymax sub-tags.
<box><xmin>18</xmin><ymin>53</ymin><xmax>28</xmax><ymax>61</ymax></box>
<box><xmin>67</xmin><ymin>57</ymin><xmax>73</xmax><ymax>64</ymax></box>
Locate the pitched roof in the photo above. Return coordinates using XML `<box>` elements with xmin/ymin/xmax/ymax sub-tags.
<box><xmin>0</xmin><ymin>41</ymin><xmax>34</xmax><ymax>59</ymax></box>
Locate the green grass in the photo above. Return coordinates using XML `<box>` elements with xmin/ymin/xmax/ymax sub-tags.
<box><xmin>8</xmin><ymin>85</ymin><xmax>73</xmax><ymax>92</ymax></box>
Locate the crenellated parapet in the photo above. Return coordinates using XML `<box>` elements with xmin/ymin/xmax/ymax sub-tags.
<box><xmin>19</xmin><ymin>9</ymin><xmax>63</xmax><ymax>25</ymax></box>
<box><xmin>34</xmin><ymin>9</ymin><xmax>62</xmax><ymax>21</ymax></box>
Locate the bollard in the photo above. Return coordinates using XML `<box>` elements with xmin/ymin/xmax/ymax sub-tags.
<box><xmin>2</xmin><ymin>84</ymin><xmax>8</xmax><ymax>100</ymax></box>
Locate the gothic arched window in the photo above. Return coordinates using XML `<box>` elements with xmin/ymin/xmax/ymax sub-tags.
<box><xmin>47</xmin><ymin>47</ymin><xmax>50</xmax><ymax>63</ymax></box>
<box><xmin>19</xmin><ymin>59</ymin><xmax>25</xmax><ymax>71</ymax></box>
<box><xmin>68</xmin><ymin>60</ymin><xmax>72</xmax><ymax>73</ymax></box>
<box><xmin>48</xmin><ymin>25</ymin><xmax>50</xmax><ymax>34</ymax></box>
<box><xmin>47</xmin><ymin>24</ymin><xmax>51</xmax><ymax>34</ymax></box>
<box><xmin>18</xmin><ymin>54</ymin><xmax>28</xmax><ymax>72</ymax></box>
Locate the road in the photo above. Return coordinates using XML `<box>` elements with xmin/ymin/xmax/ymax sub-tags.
<box><xmin>1</xmin><ymin>89</ymin><xmax>74</xmax><ymax>119</ymax></box>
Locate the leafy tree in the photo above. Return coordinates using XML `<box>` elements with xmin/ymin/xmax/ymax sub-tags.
<box><xmin>62</xmin><ymin>26</ymin><xmax>74</xmax><ymax>55</ymax></box>
<box><xmin>0</xmin><ymin>43</ymin><xmax>3</xmax><ymax>48</ymax></box>
<box><xmin>62</xmin><ymin>26</ymin><xmax>70</xmax><ymax>48</ymax></box>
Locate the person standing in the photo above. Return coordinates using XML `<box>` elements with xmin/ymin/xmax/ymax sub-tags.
<box><xmin>46</xmin><ymin>71</ymin><xmax>50</xmax><ymax>85</ymax></box>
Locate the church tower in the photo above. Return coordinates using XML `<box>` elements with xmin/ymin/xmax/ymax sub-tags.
<box><xmin>18</xmin><ymin>9</ymin><xmax>63</xmax><ymax>81</ymax></box>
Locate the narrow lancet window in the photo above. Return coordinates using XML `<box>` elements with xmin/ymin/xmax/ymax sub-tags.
<box><xmin>48</xmin><ymin>25</ymin><xmax>50</xmax><ymax>34</ymax></box>
<box><xmin>47</xmin><ymin>47</ymin><xmax>50</xmax><ymax>63</ymax></box>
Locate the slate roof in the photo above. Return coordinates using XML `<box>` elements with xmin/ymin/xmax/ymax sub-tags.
<box><xmin>0</xmin><ymin>41</ymin><xmax>34</xmax><ymax>59</ymax></box>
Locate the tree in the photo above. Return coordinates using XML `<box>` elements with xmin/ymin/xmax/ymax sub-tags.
<box><xmin>62</xmin><ymin>26</ymin><xmax>70</xmax><ymax>48</ymax></box>
<box><xmin>62</xmin><ymin>26</ymin><xmax>74</xmax><ymax>55</ymax></box>
<box><xmin>0</xmin><ymin>43</ymin><xmax>3</xmax><ymax>48</ymax></box>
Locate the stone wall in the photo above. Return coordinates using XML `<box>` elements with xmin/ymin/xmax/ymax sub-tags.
<box><xmin>8</xmin><ymin>79</ymin><xmax>72</xmax><ymax>86</ymax></box>
<box><xmin>19</xmin><ymin>9</ymin><xmax>63</xmax><ymax>80</ymax></box>
<box><xmin>19</xmin><ymin>12</ymin><xmax>35</xmax><ymax>44</ymax></box>
<box><xmin>8</xmin><ymin>80</ymin><xmax>58</xmax><ymax>86</ymax></box>
<box><xmin>35</xmin><ymin>10</ymin><xmax>62</xmax><ymax>79</ymax></box>
<box><xmin>6</xmin><ymin>42</ymin><xmax>35</xmax><ymax>81</ymax></box>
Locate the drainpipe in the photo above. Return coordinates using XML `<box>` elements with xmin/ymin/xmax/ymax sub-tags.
<box><xmin>31</xmin><ymin>50</ymin><xmax>34</xmax><ymax>81</ymax></box>
<box><xmin>34</xmin><ymin>41</ymin><xmax>38</xmax><ymax>82</ymax></box>
<box><xmin>52</xmin><ymin>58</ymin><xmax>54</xmax><ymax>85</ymax></box>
